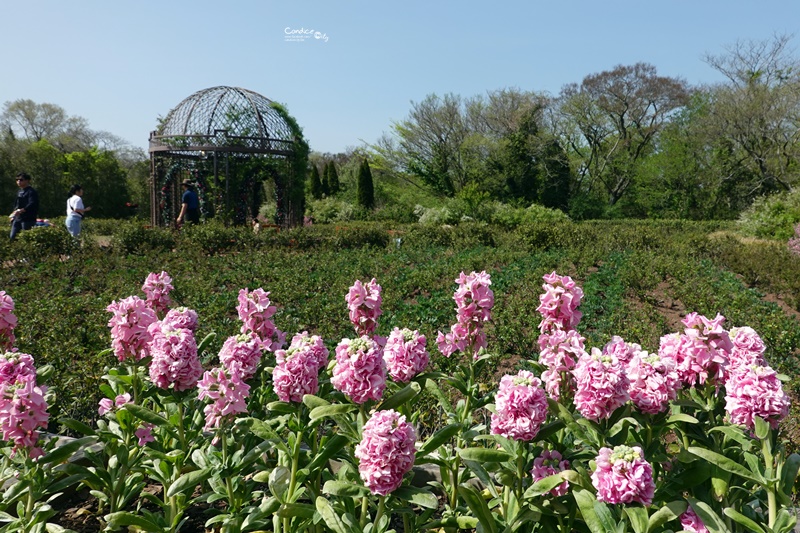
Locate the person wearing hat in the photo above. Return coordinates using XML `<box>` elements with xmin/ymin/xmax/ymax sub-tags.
<box><xmin>9</xmin><ymin>172</ymin><xmax>39</xmax><ymax>241</ymax></box>
<box><xmin>176</xmin><ymin>180</ymin><xmax>199</xmax><ymax>226</ymax></box>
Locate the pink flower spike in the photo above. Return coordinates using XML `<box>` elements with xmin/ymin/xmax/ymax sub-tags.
<box><xmin>490</xmin><ymin>370</ymin><xmax>549</xmax><ymax>441</ymax></box>
<box><xmin>384</xmin><ymin>327</ymin><xmax>429</xmax><ymax>382</ymax></box>
<box><xmin>0</xmin><ymin>291</ymin><xmax>17</xmax><ymax>351</ymax></box>
<box><xmin>331</xmin><ymin>336</ymin><xmax>386</xmax><ymax>404</ymax></box>
<box><xmin>355</xmin><ymin>409</ymin><xmax>416</xmax><ymax>495</ymax></box>
<box><xmin>142</xmin><ymin>271</ymin><xmax>174</xmax><ymax>314</ymax></box>
<box><xmin>346</xmin><ymin>279</ymin><xmax>383</xmax><ymax>336</ymax></box>
<box><xmin>591</xmin><ymin>445</ymin><xmax>655</xmax><ymax>506</ymax></box>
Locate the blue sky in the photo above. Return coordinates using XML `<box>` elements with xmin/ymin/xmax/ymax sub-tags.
<box><xmin>1</xmin><ymin>1</ymin><xmax>797</xmax><ymax>155</ymax></box>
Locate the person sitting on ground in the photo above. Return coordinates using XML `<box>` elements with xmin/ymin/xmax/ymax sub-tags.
<box><xmin>65</xmin><ymin>184</ymin><xmax>91</xmax><ymax>237</ymax></box>
<box><xmin>176</xmin><ymin>180</ymin><xmax>199</xmax><ymax>226</ymax></box>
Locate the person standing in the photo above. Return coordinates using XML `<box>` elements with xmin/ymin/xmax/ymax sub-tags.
<box><xmin>176</xmin><ymin>180</ymin><xmax>199</xmax><ymax>226</ymax></box>
<box><xmin>65</xmin><ymin>184</ymin><xmax>91</xmax><ymax>237</ymax></box>
<box><xmin>9</xmin><ymin>172</ymin><xmax>39</xmax><ymax>241</ymax></box>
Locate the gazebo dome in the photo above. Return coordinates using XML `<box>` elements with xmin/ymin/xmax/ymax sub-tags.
<box><xmin>151</xmin><ymin>86</ymin><xmax>296</xmax><ymax>154</ymax></box>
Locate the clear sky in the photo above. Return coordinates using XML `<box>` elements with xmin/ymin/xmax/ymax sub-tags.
<box><xmin>1</xmin><ymin>1</ymin><xmax>797</xmax><ymax>155</ymax></box>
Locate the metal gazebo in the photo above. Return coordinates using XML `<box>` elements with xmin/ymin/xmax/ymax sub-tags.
<box><xmin>149</xmin><ymin>86</ymin><xmax>308</xmax><ymax>227</ymax></box>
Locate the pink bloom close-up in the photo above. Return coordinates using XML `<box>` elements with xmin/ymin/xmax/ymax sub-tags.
<box><xmin>218</xmin><ymin>333</ymin><xmax>263</xmax><ymax>380</ymax></box>
<box><xmin>490</xmin><ymin>370</ymin><xmax>549</xmax><ymax>441</ymax></box>
<box><xmin>680</xmin><ymin>506</ymin><xmax>710</xmax><ymax>533</ymax></box>
<box><xmin>437</xmin><ymin>271</ymin><xmax>493</xmax><ymax>359</ymax></box>
<box><xmin>537</xmin><ymin>271</ymin><xmax>583</xmax><ymax>333</ymax></box>
<box><xmin>0</xmin><ymin>351</ymin><xmax>36</xmax><ymax>386</ymax></box>
<box><xmin>572</xmin><ymin>348</ymin><xmax>630</xmax><ymax>422</ymax></box>
<box><xmin>237</xmin><ymin>288</ymin><xmax>286</xmax><ymax>352</ymax></box>
<box><xmin>346</xmin><ymin>278</ymin><xmax>383</xmax><ymax>336</ymax></box>
<box><xmin>383</xmin><ymin>327</ymin><xmax>429</xmax><ymax>383</ymax></box>
<box><xmin>0</xmin><ymin>377</ymin><xmax>49</xmax><ymax>453</ymax></box>
<box><xmin>273</xmin><ymin>332</ymin><xmax>329</xmax><ymax>403</ymax></box>
<box><xmin>141</xmin><ymin>271</ymin><xmax>174</xmax><ymax>314</ymax></box>
<box><xmin>591</xmin><ymin>445</ymin><xmax>655</xmax><ymax>506</ymax></box>
<box><xmin>354</xmin><ymin>409</ymin><xmax>416</xmax><ymax>495</ymax></box>
<box><xmin>135</xmin><ymin>423</ymin><xmax>155</xmax><ymax>446</ymax></box>
<box><xmin>0</xmin><ymin>291</ymin><xmax>17</xmax><ymax>351</ymax></box>
<box><xmin>197</xmin><ymin>364</ymin><xmax>251</xmax><ymax>431</ymax></box>
<box><xmin>725</xmin><ymin>363</ymin><xmax>790</xmax><ymax>430</ymax></box>
<box><xmin>728</xmin><ymin>326</ymin><xmax>767</xmax><ymax>369</ymax></box>
<box><xmin>331</xmin><ymin>336</ymin><xmax>386</xmax><ymax>404</ymax></box>
<box><xmin>163</xmin><ymin>307</ymin><xmax>199</xmax><ymax>332</ymax></box>
<box><xmin>530</xmin><ymin>450</ymin><xmax>570</xmax><ymax>496</ymax></box>
<box><xmin>107</xmin><ymin>296</ymin><xmax>158</xmax><ymax>362</ymax></box>
<box><xmin>98</xmin><ymin>393</ymin><xmax>132</xmax><ymax>416</ymax></box>
<box><xmin>626</xmin><ymin>351</ymin><xmax>680</xmax><ymax>415</ymax></box>
<box><xmin>148</xmin><ymin>322</ymin><xmax>203</xmax><ymax>391</ymax></box>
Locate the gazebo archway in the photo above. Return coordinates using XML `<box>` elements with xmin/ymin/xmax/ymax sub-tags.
<box><xmin>149</xmin><ymin>86</ymin><xmax>308</xmax><ymax>228</ymax></box>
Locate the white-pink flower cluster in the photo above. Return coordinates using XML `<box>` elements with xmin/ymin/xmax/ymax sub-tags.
<box><xmin>0</xmin><ymin>291</ymin><xmax>17</xmax><ymax>351</ymax></box>
<box><xmin>98</xmin><ymin>393</ymin><xmax>132</xmax><ymax>416</ymax></box>
<box><xmin>346</xmin><ymin>279</ymin><xmax>383</xmax><ymax>337</ymax></box>
<box><xmin>572</xmin><ymin>348</ymin><xmax>630</xmax><ymax>422</ymax></box>
<box><xmin>0</xmin><ymin>369</ymin><xmax>49</xmax><ymax>457</ymax></box>
<box><xmin>436</xmin><ymin>271</ymin><xmax>493</xmax><ymax>359</ymax></box>
<box><xmin>724</xmin><ymin>363</ymin><xmax>789</xmax><ymax>430</ymax></box>
<box><xmin>237</xmin><ymin>288</ymin><xmax>285</xmax><ymax>352</ymax></box>
<box><xmin>163</xmin><ymin>307</ymin><xmax>199</xmax><ymax>333</ymax></box>
<box><xmin>273</xmin><ymin>332</ymin><xmax>329</xmax><ymax>403</ymax></box>
<box><xmin>197</xmin><ymin>364</ymin><xmax>251</xmax><ymax>431</ymax></box>
<box><xmin>626</xmin><ymin>350</ymin><xmax>680</xmax><ymax>415</ymax></box>
<box><xmin>728</xmin><ymin>326</ymin><xmax>767</xmax><ymax>368</ymax></box>
<box><xmin>538</xmin><ymin>328</ymin><xmax>586</xmax><ymax>401</ymax></box>
<box><xmin>0</xmin><ymin>351</ymin><xmax>36</xmax><ymax>385</ymax></box>
<box><xmin>331</xmin><ymin>336</ymin><xmax>386</xmax><ymax>404</ymax></box>
<box><xmin>680</xmin><ymin>507</ymin><xmax>709</xmax><ymax>533</ymax></box>
<box><xmin>536</xmin><ymin>271</ymin><xmax>583</xmax><ymax>334</ymax></box>
<box><xmin>147</xmin><ymin>321</ymin><xmax>203</xmax><ymax>391</ymax></box>
<box><xmin>658</xmin><ymin>313</ymin><xmax>731</xmax><ymax>388</ymax></box>
<box><xmin>354</xmin><ymin>409</ymin><xmax>416</xmax><ymax>495</ymax></box>
<box><xmin>107</xmin><ymin>296</ymin><xmax>158</xmax><ymax>362</ymax></box>
<box><xmin>218</xmin><ymin>333</ymin><xmax>263</xmax><ymax>381</ymax></box>
<box><xmin>383</xmin><ymin>327</ymin><xmax>429</xmax><ymax>383</ymax></box>
<box><xmin>490</xmin><ymin>370</ymin><xmax>549</xmax><ymax>441</ymax></box>
<box><xmin>530</xmin><ymin>450</ymin><xmax>570</xmax><ymax>496</ymax></box>
<box><xmin>142</xmin><ymin>271</ymin><xmax>174</xmax><ymax>314</ymax></box>
<box><xmin>591</xmin><ymin>445</ymin><xmax>655</xmax><ymax>506</ymax></box>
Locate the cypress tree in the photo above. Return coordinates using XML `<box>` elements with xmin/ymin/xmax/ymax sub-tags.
<box><xmin>327</xmin><ymin>161</ymin><xmax>340</xmax><ymax>194</ymax></box>
<box><xmin>309</xmin><ymin>164</ymin><xmax>323</xmax><ymax>199</ymax></box>
<box><xmin>320</xmin><ymin>164</ymin><xmax>330</xmax><ymax>196</ymax></box>
<box><xmin>357</xmin><ymin>158</ymin><xmax>375</xmax><ymax>210</ymax></box>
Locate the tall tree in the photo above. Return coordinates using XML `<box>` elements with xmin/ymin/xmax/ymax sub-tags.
<box><xmin>357</xmin><ymin>158</ymin><xmax>375</xmax><ymax>210</ymax></box>
<box><xmin>557</xmin><ymin>63</ymin><xmax>691</xmax><ymax>206</ymax></box>
<box><xmin>309</xmin><ymin>164</ymin><xmax>322</xmax><ymax>199</ymax></box>
<box><xmin>325</xmin><ymin>161</ymin><xmax>340</xmax><ymax>194</ymax></box>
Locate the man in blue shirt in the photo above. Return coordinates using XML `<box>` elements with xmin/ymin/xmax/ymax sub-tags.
<box><xmin>176</xmin><ymin>180</ymin><xmax>200</xmax><ymax>225</ymax></box>
<box><xmin>9</xmin><ymin>172</ymin><xmax>39</xmax><ymax>241</ymax></box>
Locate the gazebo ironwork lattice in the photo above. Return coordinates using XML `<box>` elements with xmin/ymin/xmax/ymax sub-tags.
<box><xmin>149</xmin><ymin>86</ymin><xmax>307</xmax><ymax>227</ymax></box>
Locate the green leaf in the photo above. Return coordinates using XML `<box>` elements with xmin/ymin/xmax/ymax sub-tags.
<box><xmin>377</xmin><ymin>381</ymin><xmax>420</xmax><ymax>411</ymax></box>
<box><xmin>166</xmin><ymin>468</ymin><xmax>211</xmax><ymax>498</ymax></box>
<box><xmin>322</xmin><ymin>480</ymin><xmax>370</xmax><ymax>498</ymax></box>
<box><xmin>593</xmin><ymin>500</ymin><xmax>617</xmax><ymax>533</ymax></box>
<box><xmin>276</xmin><ymin>502</ymin><xmax>316</xmax><ymax>519</ymax></box>
<box><xmin>722</xmin><ymin>507</ymin><xmax>765</xmax><ymax>533</ymax></box>
<box><xmin>40</xmin><ymin>436</ymin><xmax>96</xmax><ymax>466</ymax></box>
<box><xmin>104</xmin><ymin>511</ymin><xmax>162</xmax><ymax>531</ymax></box>
<box><xmin>196</xmin><ymin>332</ymin><xmax>216</xmax><ymax>354</ymax></box>
<box><xmin>425</xmin><ymin>378</ymin><xmax>454</xmax><ymax>413</ymax></box>
<box><xmin>302</xmin><ymin>394</ymin><xmax>330</xmax><ymax>410</ymax></box>
<box><xmin>753</xmin><ymin>416</ymin><xmax>770</xmax><ymax>440</ymax></box>
<box><xmin>687</xmin><ymin>498</ymin><xmax>730</xmax><ymax>533</ymax></box>
<box><xmin>781</xmin><ymin>453</ymin><xmax>800</xmax><ymax>495</ymax></box>
<box><xmin>392</xmin><ymin>486</ymin><xmax>439</xmax><ymax>509</ymax></box>
<box><xmin>459</xmin><ymin>447</ymin><xmax>513</xmax><ymax>463</ymax></box>
<box><xmin>773</xmin><ymin>508</ymin><xmax>798</xmax><ymax>533</ymax></box>
<box><xmin>667</xmin><ymin>413</ymin><xmax>699</xmax><ymax>424</ymax></box>
<box><xmin>304</xmin><ymin>434</ymin><xmax>349</xmax><ymax>472</ymax></box>
<box><xmin>123</xmin><ymin>403</ymin><xmax>170</xmax><ymax>427</ymax></box>
<box><xmin>687</xmin><ymin>446</ymin><xmax>765</xmax><ymax>485</ymax></box>
<box><xmin>647</xmin><ymin>501</ymin><xmax>686</xmax><ymax>531</ymax></box>
<box><xmin>315</xmin><ymin>496</ymin><xmax>353</xmax><ymax>533</ymax></box>
<box><xmin>623</xmin><ymin>506</ymin><xmax>648</xmax><ymax>533</ymax></box>
<box><xmin>573</xmin><ymin>489</ymin><xmax>604</xmax><ymax>533</ymax></box>
<box><xmin>267</xmin><ymin>401</ymin><xmax>297</xmax><ymax>414</ymax></box>
<box><xmin>309</xmin><ymin>404</ymin><xmax>357</xmax><ymax>421</ymax></box>
<box><xmin>58</xmin><ymin>418</ymin><xmax>96</xmax><ymax>437</ymax></box>
<box><xmin>416</xmin><ymin>423</ymin><xmax>460</xmax><ymax>458</ymax></box>
<box><xmin>458</xmin><ymin>484</ymin><xmax>498</xmax><ymax>533</ymax></box>
<box><xmin>523</xmin><ymin>473</ymin><xmax>566</xmax><ymax>498</ymax></box>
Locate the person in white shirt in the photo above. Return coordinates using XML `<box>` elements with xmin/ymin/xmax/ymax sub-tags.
<box><xmin>65</xmin><ymin>184</ymin><xmax>91</xmax><ymax>237</ymax></box>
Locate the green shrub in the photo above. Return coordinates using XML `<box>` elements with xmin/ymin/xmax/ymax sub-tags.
<box><xmin>492</xmin><ymin>202</ymin><xmax>571</xmax><ymax>229</ymax></box>
<box><xmin>737</xmin><ymin>189</ymin><xmax>800</xmax><ymax>240</ymax></box>
<box><xmin>110</xmin><ymin>221</ymin><xmax>175</xmax><ymax>255</ymax></box>
<box><xmin>177</xmin><ymin>221</ymin><xmax>256</xmax><ymax>256</ymax></box>
<box><xmin>15</xmin><ymin>224</ymin><xmax>75</xmax><ymax>260</ymax></box>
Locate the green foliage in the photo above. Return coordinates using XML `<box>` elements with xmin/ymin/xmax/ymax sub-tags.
<box><xmin>110</xmin><ymin>220</ymin><xmax>175</xmax><ymax>255</ymax></box>
<box><xmin>309</xmin><ymin>164</ymin><xmax>322</xmax><ymax>200</ymax></box>
<box><xmin>491</xmin><ymin>202</ymin><xmax>571</xmax><ymax>229</ymax></box>
<box><xmin>325</xmin><ymin>161</ymin><xmax>340</xmax><ymax>194</ymax></box>
<box><xmin>14</xmin><ymin>224</ymin><xmax>75</xmax><ymax>259</ymax></box>
<box><xmin>737</xmin><ymin>188</ymin><xmax>800</xmax><ymax>240</ymax></box>
<box><xmin>356</xmin><ymin>159</ymin><xmax>374</xmax><ymax>210</ymax></box>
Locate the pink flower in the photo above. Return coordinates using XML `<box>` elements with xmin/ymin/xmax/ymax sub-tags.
<box><xmin>437</xmin><ymin>271</ymin><xmax>493</xmax><ymax>359</ymax></box>
<box><xmin>218</xmin><ymin>333</ymin><xmax>263</xmax><ymax>380</ymax></box>
<box><xmin>148</xmin><ymin>322</ymin><xmax>203</xmax><ymax>391</ymax></box>
<box><xmin>530</xmin><ymin>450</ymin><xmax>570</xmax><ymax>496</ymax></box>
<box><xmin>0</xmin><ymin>291</ymin><xmax>17</xmax><ymax>351</ymax></box>
<box><xmin>163</xmin><ymin>307</ymin><xmax>199</xmax><ymax>332</ymax></box>
<box><xmin>354</xmin><ymin>409</ymin><xmax>416</xmax><ymax>495</ymax></box>
<box><xmin>0</xmin><ymin>377</ymin><xmax>49</xmax><ymax>453</ymax></box>
<box><xmin>537</xmin><ymin>272</ymin><xmax>583</xmax><ymax>333</ymax></box>
<box><xmin>627</xmin><ymin>350</ymin><xmax>680</xmax><ymax>415</ymax></box>
<box><xmin>591</xmin><ymin>445</ymin><xmax>655</xmax><ymax>506</ymax></box>
<box><xmin>107</xmin><ymin>296</ymin><xmax>158</xmax><ymax>362</ymax></box>
<box><xmin>346</xmin><ymin>279</ymin><xmax>383</xmax><ymax>336</ymax></box>
<box><xmin>538</xmin><ymin>329</ymin><xmax>585</xmax><ymax>400</ymax></box>
<box><xmin>135</xmin><ymin>423</ymin><xmax>155</xmax><ymax>446</ymax></box>
<box><xmin>142</xmin><ymin>271</ymin><xmax>174</xmax><ymax>314</ymax></box>
<box><xmin>725</xmin><ymin>363</ymin><xmax>789</xmax><ymax>430</ymax></box>
<box><xmin>331</xmin><ymin>336</ymin><xmax>386</xmax><ymax>404</ymax></box>
<box><xmin>0</xmin><ymin>352</ymin><xmax>36</xmax><ymax>385</ymax></box>
<box><xmin>680</xmin><ymin>506</ymin><xmax>709</xmax><ymax>533</ymax></box>
<box><xmin>572</xmin><ymin>348</ymin><xmax>630</xmax><ymax>422</ymax></box>
<box><xmin>490</xmin><ymin>370</ymin><xmax>549</xmax><ymax>441</ymax></box>
<box><xmin>728</xmin><ymin>326</ymin><xmax>767</xmax><ymax>369</ymax></box>
<box><xmin>658</xmin><ymin>330</ymin><xmax>725</xmax><ymax>388</ymax></box>
<box><xmin>602</xmin><ymin>335</ymin><xmax>641</xmax><ymax>366</ymax></box>
<box><xmin>383</xmin><ymin>328</ymin><xmax>429</xmax><ymax>382</ymax></box>
<box><xmin>98</xmin><ymin>393</ymin><xmax>132</xmax><ymax>416</ymax></box>
<box><xmin>237</xmin><ymin>288</ymin><xmax>285</xmax><ymax>352</ymax></box>
<box><xmin>273</xmin><ymin>332</ymin><xmax>329</xmax><ymax>403</ymax></box>
<box><xmin>197</xmin><ymin>365</ymin><xmax>251</xmax><ymax>431</ymax></box>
